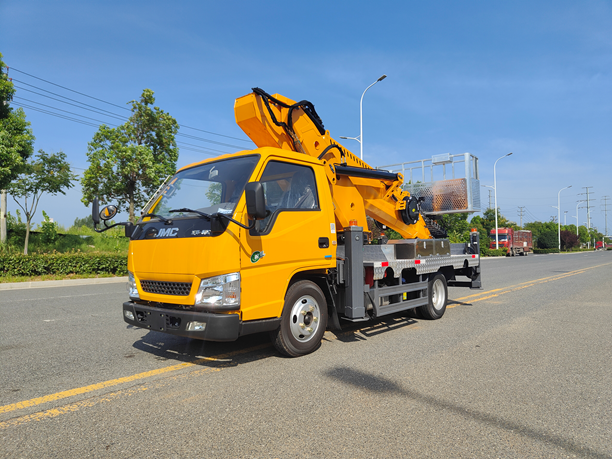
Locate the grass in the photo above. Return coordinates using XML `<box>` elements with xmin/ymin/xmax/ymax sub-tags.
<box><xmin>2</xmin><ymin>224</ymin><xmax>129</xmax><ymax>255</ymax></box>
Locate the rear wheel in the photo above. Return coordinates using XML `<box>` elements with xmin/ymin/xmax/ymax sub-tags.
<box><xmin>418</xmin><ymin>273</ymin><xmax>448</xmax><ymax>320</ymax></box>
<box><xmin>271</xmin><ymin>280</ymin><xmax>328</xmax><ymax>357</ymax></box>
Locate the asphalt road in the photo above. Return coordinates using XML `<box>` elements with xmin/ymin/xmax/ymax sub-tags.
<box><xmin>0</xmin><ymin>251</ymin><xmax>611</xmax><ymax>458</ymax></box>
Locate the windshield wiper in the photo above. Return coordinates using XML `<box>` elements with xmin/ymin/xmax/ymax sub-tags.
<box><xmin>169</xmin><ymin>207</ymin><xmax>257</xmax><ymax>230</ymax></box>
<box><xmin>141</xmin><ymin>213</ymin><xmax>173</xmax><ymax>225</ymax></box>
<box><xmin>169</xmin><ymin>208</ymin><xmax>212</xmax><ymax>220</ymax></box>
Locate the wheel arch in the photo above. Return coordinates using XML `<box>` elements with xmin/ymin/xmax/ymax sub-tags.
<box><xmin>288</xmin><ymin>269</ymin><xmax>340</xmax><ymax>331</ymax></box>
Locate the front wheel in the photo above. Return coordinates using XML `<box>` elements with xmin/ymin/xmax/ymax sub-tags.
<box><xmin>271</xmin><ymin>280</ymin><xmax>328</xmax><ymax>357</ymax></box>
<box><xmin>418</xmin><ymin>273</ymin><xmax>448</xmax><ymax>320</ymax></box>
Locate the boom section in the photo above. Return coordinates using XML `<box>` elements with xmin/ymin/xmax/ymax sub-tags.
<box><xmin>234</xmin><ymin>88</ymin><xmax>432</xmax><ymax>239</ymax></box>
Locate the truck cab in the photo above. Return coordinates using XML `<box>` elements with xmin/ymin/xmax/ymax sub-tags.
<box><xmin>489</xmin><ymin>228</ymin><xmax>512</xmax><ymax>250</ymax></box>
<box><xmin>122</xmin><ymin>148</ymin><xmax>337</xmax><ymax>346</ymax></box>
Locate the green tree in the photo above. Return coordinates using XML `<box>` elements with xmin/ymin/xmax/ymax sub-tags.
<box><xmin>524</xmin><ymin>221</ymin><xmax>557</xmax><ymax>248</ymax></box>
<box><xmin>72</xmin><ymin>214</ymin><xmax>95</xmax><ymax>230</ymax></box>
<box><xmin>7</xmin><ymin>149</ymin><xmax>77</xmax><ymax>254</ymax></box>
<box><xmin>439</xmin><ymin>212</ymin><xmax>470</xmax><ymax>243</ymax></box>
<box><xmin>0</xmin><ymin>52</ymin><xmax>35</xmax><ymax>189</ymax></box>
<box><xmin>577</xmin><ymin>225</ymin><xmax>590</xmax><ymax>245</ymax></box>
<box><xmin>537</xmin><ymin>229</ymin><xmax>558</xmax><ymax>249</ymax></box>
<box><xmin>0</xmin><ymin>52</ymin><xmax>15</xmax><ymax>119</ymax></box>
<box><xmin>81</xmin><ymin>89</ymin><xmax>179</xmax><ymax>222</ymax></box>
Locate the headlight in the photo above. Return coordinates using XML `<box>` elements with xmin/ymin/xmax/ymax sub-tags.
<box><xmin>194</xmin><ymin>272</ymin><xmax>240</xmax><ymax>309</ymax></box>
<box><xmin>127</xmin><ymin>271</ymin><xmax>140</xmax><ymax>300</ymax></box>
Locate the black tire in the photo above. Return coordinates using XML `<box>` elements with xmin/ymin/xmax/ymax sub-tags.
<box><xmin>417</xmin><ymin>273</ymin><xmax>448</xmax><ymax>320</ymax></box>
<box><xmin>271</xmin><ymin>280</ymin><xmax>328</xmax><ymax>357</ymax></box>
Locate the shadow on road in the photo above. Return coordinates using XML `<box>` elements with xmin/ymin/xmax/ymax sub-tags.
<box><xmin>330</xmin><ymin>313</ymin><xmax>419</xmax><ymax>344</ymax></box>
<box><xmin>447</xmin><ymin>299</ymin><xmax>473</xmax><ymax>307</ymax></box>
<box><xmin>127</xmin><ymin>311</ymin><xmax>420</xmax><ymax>364</ymax></box>
<box><xmin>128</xmin><ymin>327</ymin><xmax>277</xmax><ymax>367</ymax></box>
<box><xmin>324</xmin><ymin>366</ymin><xmax>608</xmax><ymax>459</ymax></box>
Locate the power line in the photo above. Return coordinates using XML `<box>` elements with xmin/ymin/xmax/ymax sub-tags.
<box><xmin>10</xmin><ymin>67</ymin><xmax>132</xmax><ymax>111</ymax></box>
<box><xmin>14</xmin><ymin>97</ymin><xmax>122</xmax><ymax>126</ymax></box>
<box><xmin>13</xmin><ymin>85</ymin><xmax>127</xmax><ymax>121</ymax></box>
<box><xmin>179</xmin><ymin>124</ymin><xmax>252</xmax><ymax>143</ymax></box>
<box><xmin>13</xmin><ymin>81</ymin><xmax>127</xmax><ymax>119</ymax></box>
<box><xmin>14</xmin><ymin>102</ymin><xmax>104</xmax><ymax>128</ymax></box>
<box><xmin>10</xmin><ymin>67</ymin><xmax>253</xmax><ymax>144</ymax></box>
<box><xmin>15</xmin><ymin>95</ymin><xmax>243</xmax><ymax>153</ymax></box>
<box><xmin>177</xmin><ymin>131</ymin><xmax>246</xmax><ymax>150</ymax></box>
<box><xmin>14</xmin><ymin>101</ymin><xmax>232</xmax><ymax>157</ymax></box>
<box><xmin>13</xmin><ymin>84</ymin><xmax>249</xmax><ymax>150</ymax></box>
<box><xmin>524</xmin><ymin>207</ymin><xmax>541</xmax><ymax>223</ymax></box>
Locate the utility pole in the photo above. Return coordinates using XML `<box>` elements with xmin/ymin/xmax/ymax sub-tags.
<box><xmin>579</xmin><ymin>187</ymin><xmax>594</xmax><ymax>247</ymax></box>
<box><xmin>481</xmin><ymin>185</ymin><xmax>494</xmax><ymax>210</ymax></box>
<box><xmin>579</xmin><ymin>186</ymin><xmax>594</xmax><ymax>231</ymax></box>
<box><xmin>602</xmin><ymin>196</ymin><xmax>610</xmax><ymax>237</ymax></box>
<box><xmin>517</xmin><ymin>206</ymin><xmax>525</xmax><ymax>228</ymax></box>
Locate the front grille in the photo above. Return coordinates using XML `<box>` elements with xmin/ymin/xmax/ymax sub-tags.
<box><xmin>140</xmin><ymin>280</ymin><xmax>192</xmax><ymax>296</ymax></box>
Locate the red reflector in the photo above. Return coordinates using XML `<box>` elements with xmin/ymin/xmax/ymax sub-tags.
<box><xmin>472</xmin><ymin>255</ymin><xmax>476</xmax><ymax>258</ymax></box>
<box><xmin>415</xmin><ymin>260</ymin><xmax>421</xmax><ymax>264</ymax></box>
<box><xmin>381</xmin><ymin>262</ymin><xmax>389</xmax><ymax>267</ymax></box>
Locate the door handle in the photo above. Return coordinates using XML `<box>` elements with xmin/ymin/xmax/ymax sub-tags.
<box><xmin>318</xmin><ymin>237</ymin><xmax>329</xmax><ymax>248</ymax></box>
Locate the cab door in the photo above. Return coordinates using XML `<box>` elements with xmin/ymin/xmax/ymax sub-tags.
<box><xmin>239</xmin><ymin>158</ymin><xmax>335</xmax><ymax>321</ymax></box>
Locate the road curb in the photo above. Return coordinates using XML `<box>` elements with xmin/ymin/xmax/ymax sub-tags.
<box><xmin>0</xmin><ymin>277</ymin><xmax>128</xmax><ymax>291</ymax></box>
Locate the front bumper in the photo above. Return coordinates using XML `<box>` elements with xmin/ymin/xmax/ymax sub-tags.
<box><xmin>123</xmin><ymin>301</ymin><xmax>280</xmax><ymax>341</ymax></box>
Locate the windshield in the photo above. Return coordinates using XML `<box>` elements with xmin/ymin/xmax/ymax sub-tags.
<box><xmin>146</xmin><ymin>155</ymin><xmax>259</xmax><ymax>219</ymax></box>
<box><xmin>493</xmin><ymin>234</ymin><xmax>508</xmax><ymax>241</ymax></box>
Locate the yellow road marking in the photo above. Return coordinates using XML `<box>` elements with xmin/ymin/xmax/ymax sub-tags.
<box><xmin>0</xmin><ymin>343</ymin><xmax>270</xmax><ymax>416</ymax></box>
<box><xmin>0</xmin><ymin>365</ymin><xmax>231</xmax><ymax>430</ymax></box>
<box><xmin>0</xmin><ymin>386</ymin><xmax>150</xmax><ymax>430</ymax></box>
<box><xmin>449</xmin><ymin>263</ymin><xmax>609</xmax><ymax>306</ymax></box>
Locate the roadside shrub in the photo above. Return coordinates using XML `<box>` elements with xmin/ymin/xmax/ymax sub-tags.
<box><xmin>533</xmin><ymin>248</ymin><xmax>560</xmax><ymax>254</ymax></box>
<box><xmin>0</xmin><ymin>252</ymin><xmax>128</xmax><ymax>277</ymax></box>
<box><xmin>482</xmin><ymin>247</ymin><xmax>508</xmax><ymax>257</ymax></box>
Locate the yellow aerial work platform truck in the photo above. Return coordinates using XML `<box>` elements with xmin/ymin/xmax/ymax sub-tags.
<box><xmin>93</xmin><ymin>88</ymin><xmax>481</xmax><ymax>357</ymax></box>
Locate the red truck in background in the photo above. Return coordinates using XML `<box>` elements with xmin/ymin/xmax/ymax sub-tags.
<box><xmin>594</xmin><ymin>241</ymin><xmax>608</xmax><ymax>250</ymax></box>
<box><xmin>489</xmin><ymin>228</ymin><xmax>533</xmax><ymax>256</ymax></box>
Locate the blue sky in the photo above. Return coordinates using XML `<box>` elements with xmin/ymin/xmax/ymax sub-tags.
<box><xmin>1</xmin><ymin>0</ymin><xmax>611</xmax><ymax>233</ymax></box>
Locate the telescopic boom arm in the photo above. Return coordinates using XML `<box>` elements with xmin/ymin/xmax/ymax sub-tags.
<box><xmin>234</xmin><ymin>88</ymin><xmax>432</xmax><ymax>239</ymax></box>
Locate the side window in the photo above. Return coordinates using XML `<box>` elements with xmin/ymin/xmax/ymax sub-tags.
<box><xmin>253</xmin><ymin>161</ymin><xmax>319</xmax><ymax>234</ymax></box>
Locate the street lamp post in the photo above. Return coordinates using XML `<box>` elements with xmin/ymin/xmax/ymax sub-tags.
<box><xmin>574</xmin><ymin>201</ymin><xmax>585</xmax><ymax>236</ymax></box>
<box><xmin>493</xmin><ymin>153</ymin><xmax>513</xmax><ymax>249</ymax></box>
<box><xmin>340</xmin><ymin>75</ymin><xmax>387</xmax><ymax>160</ymax></box>
<box><xmin>557</xmin><ymin>185</ymin><xmax>572</xmax><ymax>250</ymax></box>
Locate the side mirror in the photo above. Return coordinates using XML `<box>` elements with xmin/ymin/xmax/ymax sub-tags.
<box><xmin>244</xmin><ymin>182</ymin><xmax>267</xmax><ymax>220</ymax></box>
<box><xmin>124</xmin><ymin>222</ymin><xmax>135</xmax><ymax>238</ymax></box>
<box><xmin>92</xmin><ymin>197</ymin><xmax>100</xmax><ymax>225</ymax></box>
<box><xmin>100</xmin><ymin>205</ymin><xmax>118</xmax><ymax>221</ymax></box>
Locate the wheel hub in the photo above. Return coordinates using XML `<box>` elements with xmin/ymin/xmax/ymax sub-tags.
<box><xmin>290</xmin><ymin>295</ymin><xmax>320</xmax><ymax>342</ymax></box>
